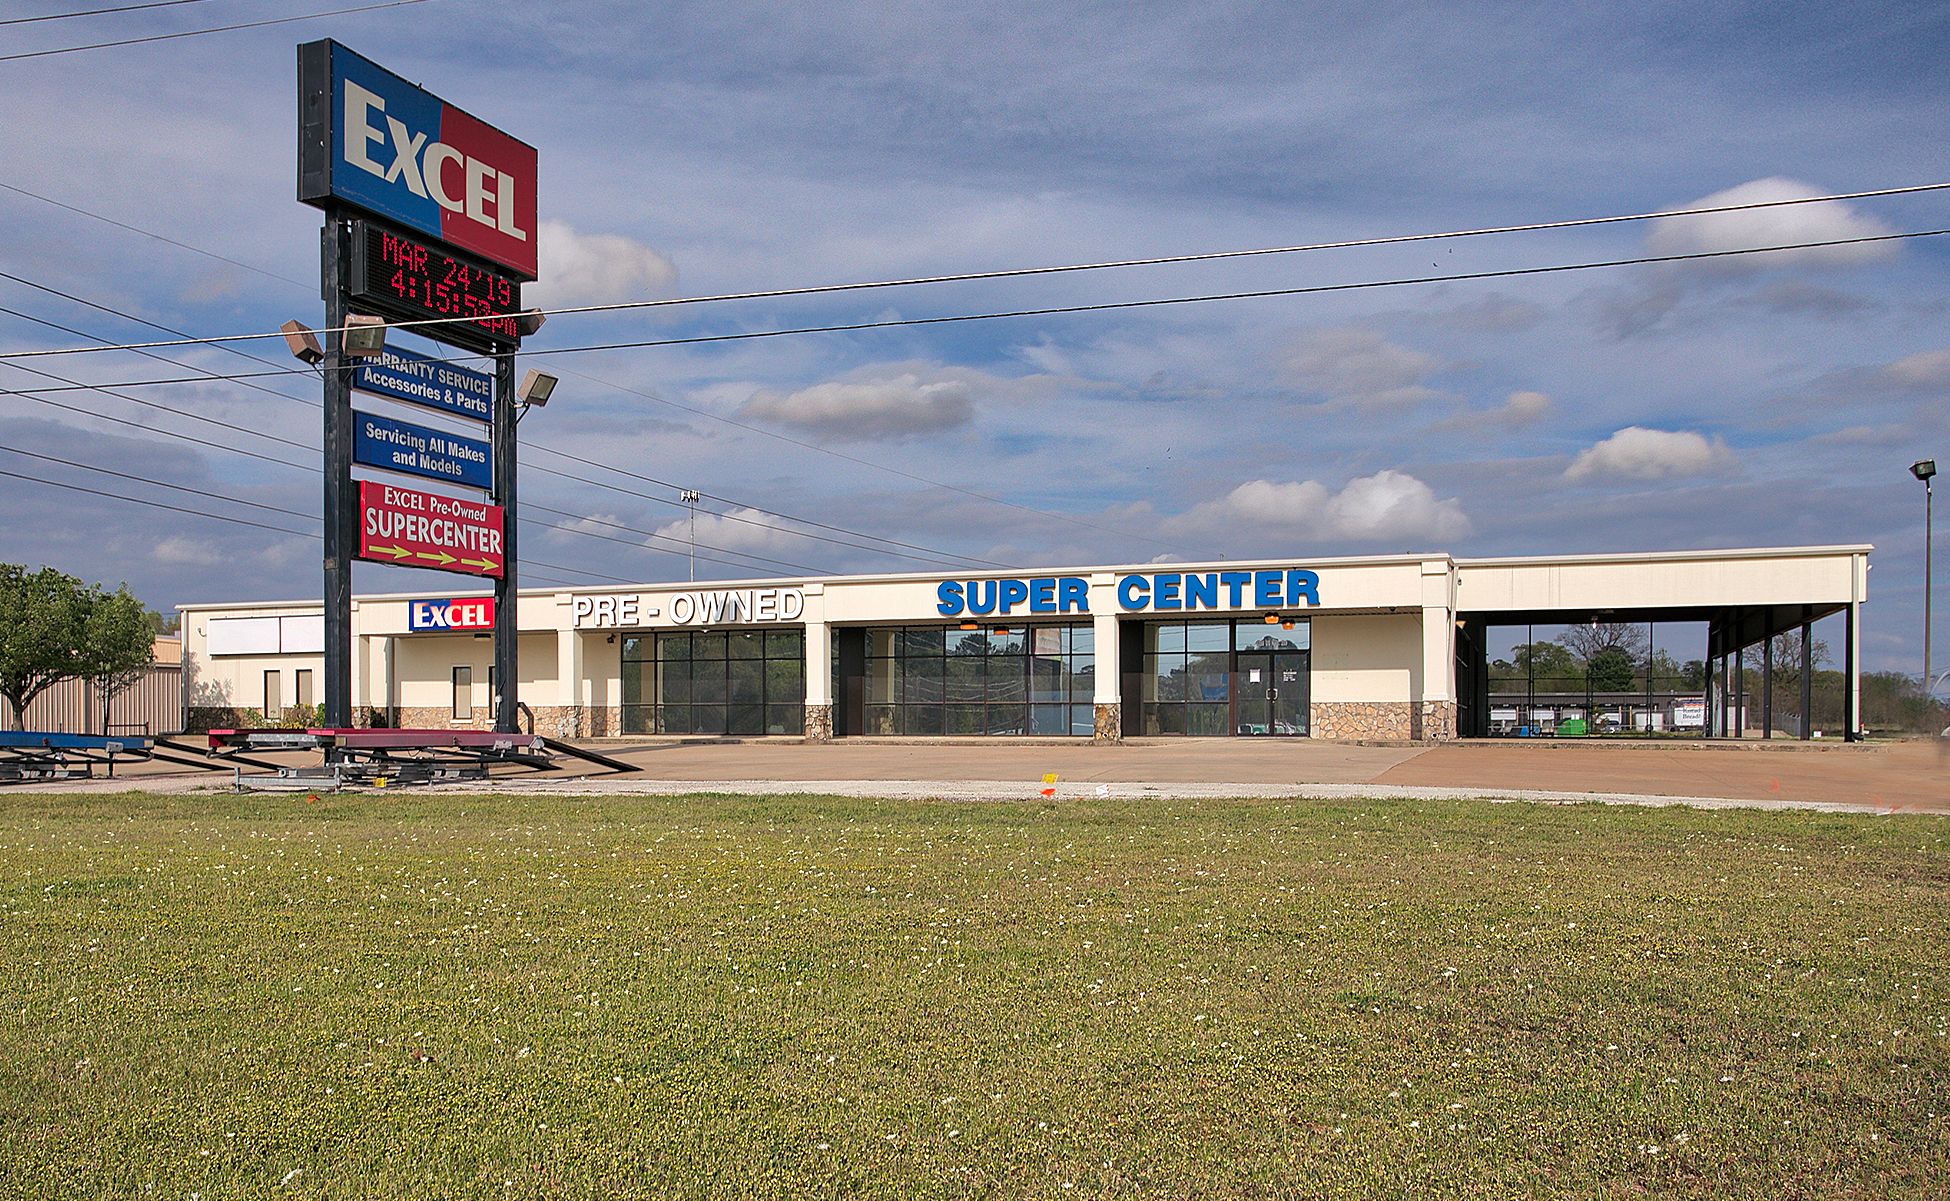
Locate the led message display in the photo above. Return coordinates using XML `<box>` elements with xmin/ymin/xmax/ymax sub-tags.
<box><xmin>349</xmin><ymin>220</ymin><xmax>521</xmax><ymax>353</ymax></box>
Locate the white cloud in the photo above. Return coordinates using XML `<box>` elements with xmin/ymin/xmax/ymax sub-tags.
<box><xmin>741</xmin><ymin>372</ymin><xmax>974</xmax><ymax>440</ymax></box>
<box><xmin>1646</xmin><ymin>177</ymin><xmax>1896</xmax><ymax>270</ymax></box>
<box><xmin>1281</xmin><ymin>327</ymin><xmax>1440</xmax><ymax>408</ymax></box>
<box><xmin>527</xmin><ymin>219</ymin><xmax>678</xmax><ymax>308</ymax></box>
<box><xmin>1499</xmin><ymin>390</ymin><xmax>1552</xmax><ymax>422</ymax></box>
<box><xmin>152</xmin><ymin>537</ymin><xmax>223</xmax><ymax>565</ymax></box>
<box><xmin>1883</xmin><ymin>348</ymin><xmax>1950</xmax><ymax>389</ymax></box>
<box><xmin>1164</xmin><ymin>470</ymin><xmax>1471</xmax><ymax>541</ymax></box>
<box><xmin>1563</xmin><ymin>427</ymin><xmax>1731</xmax><ymax>481</ymax></box>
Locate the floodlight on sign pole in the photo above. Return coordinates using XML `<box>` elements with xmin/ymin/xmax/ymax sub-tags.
<box><xmin>516</xmin><ymin>370</ymin><xmax>557</xmax><ymax>423</ymax></box>
<box><xmin>280</xmin><ymin>320</ymin><xmax>324</xmax><ymax>365</ymax></box>
<box><xmin>341</xmin><ymin>314</ymin><xmax>388</xmax><ymax>358</ymax></box>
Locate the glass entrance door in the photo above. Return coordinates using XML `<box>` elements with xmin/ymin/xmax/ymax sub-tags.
<box><xmin>1233</xmin><ymin>648</ymin><xmax>1309</xmax><ymax>735</ymax></box>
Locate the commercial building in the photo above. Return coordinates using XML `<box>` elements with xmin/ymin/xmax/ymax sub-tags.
<box><xmin>179</xmin><ymin>544</ymin><xmax>1869</xmax><ymax>742</ymax></box>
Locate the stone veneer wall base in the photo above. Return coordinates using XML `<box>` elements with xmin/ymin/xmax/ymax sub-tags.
<box><xmin>804</xmin><ymin>704</ymin><xmax>834</xmax><ymax>743</ymax></box>
<box><xmin>1310</xmin><ymin>701</ymin><xmax>1415</xmax><ymax>741</ymax></box>
<box><xmin>1093</xmin><ymin>702</ymin><xmax>1122</xmax><ymax>745</ymax></box>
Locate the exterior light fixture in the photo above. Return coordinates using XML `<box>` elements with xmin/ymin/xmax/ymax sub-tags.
<box><xmin>1264</xmin><ymin>612</ymin><xmax>1280</xmax><ymax>624</ymax></box>
<box><xmin>958</xmin><ymin>621</ymin><xmax>978</xmax><ymax>631</ymax></box>
<box><xmin>1914</xmin><ymin>459</ymin><xmax>1937</xmax><ymax>482</ymax></box>
<box><xmin>341</xmin><ymin>314</ymin><xmax>388</xmax><ymax>358</ymax></box>
<box><xmin>516</xmin><ymin>308</ymin><xmax>547</xmax><ymax>337</ymax></box>
<box><xmin>992</xmin><ymin>628</ymin><xmax>1011</xmax><ymax>637</ymax></box>
<box><xmin>1281</xmin><ymin>620</ymin><xmax>1296</xmax><ymax>630</ymax></box>
<box><xmin>518</xmin><ymin>370</ymin><xmax>558</xmax><ymax>408</ymax></box>
<box><xmin>280</xmin><ymin>320</ymin><xmax>323</xmax><ymax>365</ymax></box>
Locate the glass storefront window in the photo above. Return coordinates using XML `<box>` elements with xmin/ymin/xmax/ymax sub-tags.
<box><xmin>848</xmin><ymin>623</ymin><xmax>1094</xmax><ymax>736</ymax></box>
<box><xmin>623</xmin><ymin>629</ymin><xmax>806</xmax><ymax>735</ymax></box>
<box><xmin>1139</xmin><ymin>619</ymin><xmax>1311</xmax><ymax>737</ymax></box>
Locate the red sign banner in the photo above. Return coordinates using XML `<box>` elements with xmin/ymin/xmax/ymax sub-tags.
<box><xmin>359</xmin><ymin>480</ymin><xmax>504</xmax><ymax>577</ymax></box>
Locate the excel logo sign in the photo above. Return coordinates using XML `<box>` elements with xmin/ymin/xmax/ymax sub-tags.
<box><xmin>408</xmin><ymin>597</ymin><xmax>496</xmax><ymax>632</ymax></box>
<box><xmin>298</xmin><ymin>39</ymin><xmax>538</xmax><ymax>279</ymax></box>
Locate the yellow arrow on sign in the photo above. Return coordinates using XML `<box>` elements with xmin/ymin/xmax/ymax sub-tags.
<box><xmin>415</xmin><ymin>550</ymin><xmax>457</xmax><ymax>566</ymax></box>
<box><xmin>458</xmin><ymin>556</ymin><xmax>498</xmax><ymax>571</ymax></box>
<box><xmin>367</xmin><ymin>544</ymin><xmax>413</xmax><ymax>560</ymax></box>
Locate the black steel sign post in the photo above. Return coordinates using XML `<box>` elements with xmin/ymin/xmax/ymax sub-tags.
<box><xmin>298</xmin><ymin>39</ymin><xmax>539</xmax><ymax>732</ymax></box>
<box><xmin>492</xmin><ymin>351</ymin><xmax>518</xmax><ymax>733</ymax></box>
<box><xmin>320</xmin><ymin>213</ymin><xmax>354</xmax><ymax>728</ymax></box>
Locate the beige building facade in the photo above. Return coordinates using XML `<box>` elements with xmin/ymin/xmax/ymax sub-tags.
<box><xmin>178</xmin><ymin>545</ymin><xmax>1870</xmax><ymax>743</ymax></box>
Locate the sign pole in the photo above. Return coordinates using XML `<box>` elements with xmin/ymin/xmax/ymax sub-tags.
<box><xmin>492</xmin><ymin>349</ymin><xmax>518</xmax><ymax>733</ymax></box>
<box><xmin>321</xmin><ymin>207</ymin><xmax>354</xmax><ymax>731</ymax></box>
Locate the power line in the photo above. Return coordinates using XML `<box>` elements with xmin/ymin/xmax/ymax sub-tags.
<box><xmin>4</xmin><ymin>183</ymin><xmax>1942</xmax><ymax>361</ymax></box>
<box><xmin>0</xmin><ymin>443</ymin><xmax>314</xmax><ymax>521</ymax></box>
<box><xmin>519</xmin><ymin>227</ymin><xmax>1950</xmax><ymax>360</ymax></box>
<box><xmin>0</xmin><ymin>181</ymin><xmax>309</xmax><ymax>287</ymax></box>
<box><xmin>2</xmin><ymin>0</ymin><xmax>218</xmax><ymax>26</ymax></box>
<box><xmin>0</xmin><ymin>368</ymin><xmax>317</xmax><ymax>471</ymax></box>
<box><xmin>0</xmin><ymin>268</ymin><xmax>320</xmax><ymax>401</ymax></box>
<box><xmin>0</xmin><ymin>457</ymin><xmax>639</xmax><ymax>586</ymax></box>
<box><xmin>0</xmin><ymin>271</ymin><xmax>1026</xmax><ymax>569</ymax></box>
<box><xmin>0</xmin><ymin>464</ymin><xmax>314</xmax><ymax>536</ymax></box>
<box><xmin>503</xmin><ymin>181</ymin><xmax>1950</xmax><ymax>326</ymax></box>
<box><xmin>0</xmin><ymin>303</ymin><xmax>319</xmax><ymax>409</ymax></box>
<box><xmin>0</xmin><ymin>368</ymin><xmax>303</xmax><ymax>393</ymax></box>
<box><xmin>0</xmin><ymin>350</ymin><xmax>866</xmax><ymax>573</ymax></box>
<box><xmin>0</xmin><ymin>0</ymin><xmax>438</xmax><ymax>61</ymax></box>
<box><xmin>517</xmin><ymin>509</ymin><xmax>829</xmax><ymax>578</ymax></box>
<box><xmin>522</xmin><ymin>454</ymin><xmax>1014</xmax><ymax>571</ymax></box>
<box><xmin>534</xmin><ymin>360</ymin><xmax>1180</xmax><ymax>554</ymax></box>
<box><xmin>524</xmin><ymin>501</ymin><xmax>831</xmax><ymax>576</ymax></box>
<box><xmin>0</xmin><ymin>358</ymin><xmax>322</xmax><ymax>460</ymax></box>
<box><xmin>13</xmin><ymin>226</ymin><xmax>1946</xmax><ymax>566</ymax></box>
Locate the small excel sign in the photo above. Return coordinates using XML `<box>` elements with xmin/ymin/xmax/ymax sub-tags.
<box><xmin>408</xmin><ymin>596</ymin><xmax>496</xmax><ymax>631</ymax></box>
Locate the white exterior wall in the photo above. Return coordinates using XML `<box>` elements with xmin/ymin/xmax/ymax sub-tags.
<box><xmin>177</xmin><ymin>545</ymin><xmax>1872</xmax><ymax>740</ymax></box>
<box><xmin>1309</xmin><ymin>613</ymin><xmax>1421</xmax><ymax>703</ymax></box>
<box><xmin>1455</xmin><ymin>546</ymin><xmax>1866</xmax><ymax>611</ymax></box>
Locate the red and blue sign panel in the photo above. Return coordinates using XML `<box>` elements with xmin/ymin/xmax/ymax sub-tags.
<box><xmin>299</xmin><ymin>40</ymin><xmax>537</xmax><ymax>280</ymax></box>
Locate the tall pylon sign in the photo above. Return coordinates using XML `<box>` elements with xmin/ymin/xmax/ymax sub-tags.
<box><xmin>297</xmin><ymin>40</ymin><xmax>538</xmax><ymax>732</ymax></box>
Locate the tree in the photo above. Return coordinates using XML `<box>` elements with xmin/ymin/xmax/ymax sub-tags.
<box><xmin>1586</xmin><ymin>647</ymin><xmax>1636</xmax><ymax>691</ymax></box>
<box><xmin>0</xmin><ymin>564</ymin><xmax>91</xmax><ymax>730</ymax></box>
<box><xmin>85</xmin><ymin>586</ymin><xmax>155</xmax><ymax>734</ymax></box>
<box><xmin>1557</xmin><ymin>622</ymin><xmax>1649</xmax><ymax>665</ymax></box>
<box><xmin>142</xmin><ymin>609</ymin><xmax>180</xmax><ymax>636</ymax></box>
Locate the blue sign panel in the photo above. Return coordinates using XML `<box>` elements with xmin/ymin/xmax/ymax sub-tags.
<box><xmin>352</xmin><ymin>346</ymin><xmax>492</xmax><ymax>423</ymax></box>
<box><xmin>353</xmin><ymin>409</ymin><xmax>493</xmax><ymax>490</ymax></box>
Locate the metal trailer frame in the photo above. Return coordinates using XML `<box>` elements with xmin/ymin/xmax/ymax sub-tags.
<box><xmin>205</xmin><ymin>728</ymin><xmax>638</xmax><ymax>789</ymax></box>
<box><xmin>0</xmin><ymin>731</ymin><xmax>157</xmax><ymax>782</ymax></box>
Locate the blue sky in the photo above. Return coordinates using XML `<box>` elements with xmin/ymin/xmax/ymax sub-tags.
<box><xmin>1</xmin><ymin>1</ymin><xmax>1946</xmax><ymax>673</ymax></box>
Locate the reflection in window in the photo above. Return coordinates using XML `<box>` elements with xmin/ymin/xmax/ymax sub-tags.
<box><xmin>1138</xmin><ymin>619</ymin><xmax>1310</xmax><ymax>736</ymax></box>
<box><xmin>858</xmin><ymin>624</ymin><xmax>1093</xmax><ymax>735</ymax></box>
<box><xmin>622</xmin><ymin>630</ymin><xmax>805</xmax><ymax>735</ymax></box>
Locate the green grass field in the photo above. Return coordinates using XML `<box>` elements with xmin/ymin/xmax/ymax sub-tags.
<box><xmin>0</xmin><ymin>787</ymin><xmax>1944</xmax><ymax>1198</ymax></box>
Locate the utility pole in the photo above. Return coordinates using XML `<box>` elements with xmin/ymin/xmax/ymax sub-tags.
<box><xmin>1914</xmin><ymin>460</ymin><xmax>1937</xmax><ymax>707</ymax></box>
<box><xmin>680</xmin><ymin>489</ymin><xmax>700</xmax><ymax>582</ymax></box>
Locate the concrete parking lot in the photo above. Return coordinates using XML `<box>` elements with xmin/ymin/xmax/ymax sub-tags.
<box><xmin>20</xmin><ymin>735</ymin><xmax>1946</xmax><ymax>812</ymax></box>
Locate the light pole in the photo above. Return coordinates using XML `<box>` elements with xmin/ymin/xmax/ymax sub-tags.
<box><xmin>680</xmin><ymin>489</ymin><xmax>700</xmax><ymax>581</ymax></box>
<box><xmin>1914</xmin><ymin>459</ymin><xmax>1936</xmax><ymax>706</ymax></box>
